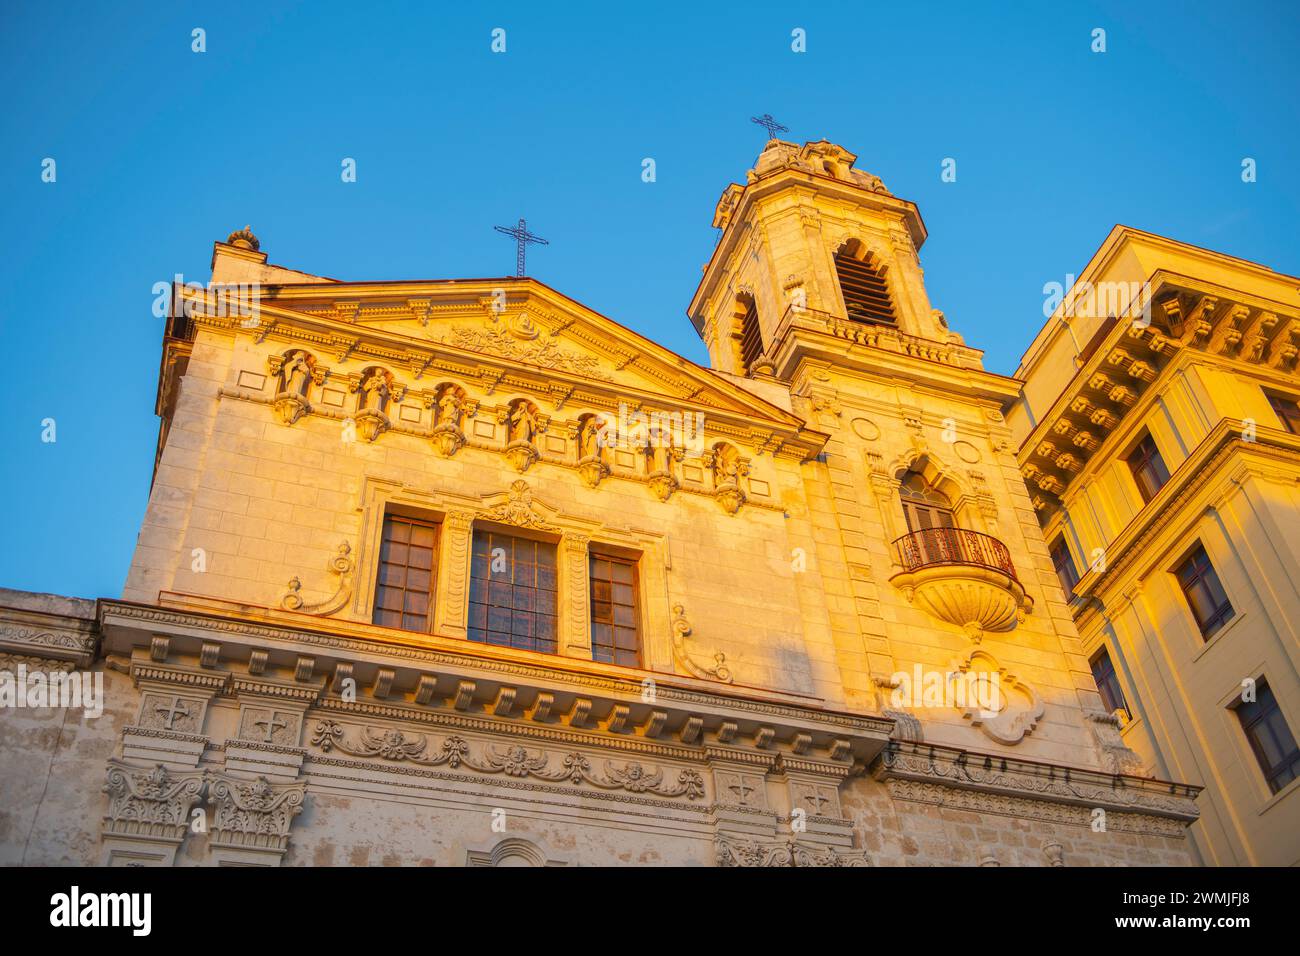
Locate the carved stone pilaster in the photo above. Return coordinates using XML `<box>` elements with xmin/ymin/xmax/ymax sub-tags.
<box><xmin>100</xmin><ymin>761</ymin><xmax>205</xmax><ymax>866</ymax></box>
<box><xmin>560</xmin><ymin>533</ymin><xmax>592</xmax><ymax>658</ymax></box>
<box><xmin>437</xmin><ymin>510</ymin><xmax>475</xmax><ymax>639</ymax></box>
<box><xmin>206</xmin><ymin>773</ymin><xmax>307</xmax><ymax>866</ymax></box>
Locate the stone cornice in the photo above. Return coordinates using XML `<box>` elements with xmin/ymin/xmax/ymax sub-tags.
<box><xmin>98</xmin><ymin>600</ymin><xmax>893</xmax><ymax>767</ymax></box>
<box><xmin>873</xmin><ymin>740</ymin><xmax>1201</xmax><ymax>822</ymax></box>
<box><xmin>1071</xmin><ymin>422</ymin><xmax>1300</xmax><ymax>601</ymax></box>
<box><xmin>178</xmin><ymin>281</ymin><xmax>825</xmax><ymax>455</ymax></box>
<box><xmin>0</xmin><ymin>604</ymin><xmax>98</xmax><ymax>668</ymax></box>
<box><xmin>1017</xmin><ymin>276</ymin><xmax>1300</xmax><ymax>514</ymax></box>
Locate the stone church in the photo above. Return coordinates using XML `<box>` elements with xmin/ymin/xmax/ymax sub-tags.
<box><xmin>14</xmin><ymin>135</ymin><xmax>1287</xmax><ymax>867</ymax></box>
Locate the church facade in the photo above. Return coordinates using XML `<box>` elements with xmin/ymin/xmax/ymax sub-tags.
<box><xmin>11</xmin><ymin>137</ymin><xmax>1289</xmax><ymax>867</ymax></box>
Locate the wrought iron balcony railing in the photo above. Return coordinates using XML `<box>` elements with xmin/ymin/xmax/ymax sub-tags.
<box><xmin>892</xmin><ymin>528</ymin><xmax>1019</xmax><ymax>583</ymax></box>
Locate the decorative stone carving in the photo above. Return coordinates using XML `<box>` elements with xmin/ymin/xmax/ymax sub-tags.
<box><xmin>207</xmin><ymin>773</ymin><xmax>306</xmax><ymax>855</ymax></box>
<box><xmin>268</xmin><ymin>349</ymin><xmax>316</xmax><ymax>425</ymax></box>
<box><xmin>669</xmin><ymin>604</ymin><xmax>733</xmax><ymax>683</ymax></box>
<box><xmin>429</xmin><ymin>382</ymin><xmax>468</xmax><ymax>457</ymax></box>
<box><xmin>948</xmin><ymin>648</ymin><xmax>1045</xmax><ymax>745</ymax></box>
<box><xmin>446</xmin><ymin>324</ymin><xmax>611</xmax><ymax>380</ymax></box>
<box><xmin>708</xmin><ymin>442</ymin><xmax>748</xmax><ymax>515</ymax></box>
<box><xmin>575</xmin><ymin>413</ymin><xmax>612</xmax><ymax>487</ymax></box>
<box><xmin>890</xmin><ymin>544</ymin><xmax>1032</xmax><ymax>642</ymax></box>
<box><xmin>103</xmin><ymin>761</ymin><xmax>205</xmax><ymax>845</ymax></box>
<box><xmin>282</xmin><ymin>542</ymin><xmax>354</xmax><ymax>616</ymax></box>
<box><xmin>876</xmin><ymin>740</ymin><xmax>1201</xmax><ymax>823</ymax></box>
<box><xmin>503</xmin><ymin>399</ymin><xmax>542</xmax><ymax>472</ymax></box>
<box><xmin>310</xmin><ymin>720</ymin><xmax>705</xmax><ymax>799</ymax></box>
<box><xmin>238</xmin><ymin>707</ymin><xmax>302</xmax><ymax>746</ymax></box>
<box><xmin>647</xmin><ymin>470</ymin><xmax>679</xmax><ymax>503</ymax></box>
<box><xmin>226</xmin><ymin>225</ymin><xmax>259</xmax><ymax>251</ymax></box>
<box><xmin>437</xmin><ymin>510</ymin><xmax>474</xmax><ymax>638</ymax></box>
<box><xmin>1085</xmin><ymin>709</ymin><xmax>1145</xmax><ymax>774</ymax></box>
<box><xmin>715</xmin><ymin>836</ymin><xmax>868</xmax><ymax>867</ymax></box>
<box><xmin>350</xmin><ymin>367</ymin><xmax>399</xmax><ymax>442</ymax></box>
<box><xmin>137</xmin><ymin>693</ymin><xmax>205</xmax><ymax>733</ymax></box>
<box><xmin>561</xmin><ymin>534</ymin><xmax>591</xmax><ymax>657</ymax></box>
<box><xmin>483</xmin><ymin>481</ymin><xmax>558</xmax><ymax>531</ymax></box>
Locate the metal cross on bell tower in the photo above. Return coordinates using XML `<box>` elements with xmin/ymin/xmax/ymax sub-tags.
<box><xmin>493</xmin><ymin>218</ymin><xmax>549</xmax><ymax>277</ymax></box>
<box><xmin>749</xmin><ymin>113</ymin><xmax>789</xmax><ymax>140</ymax></box>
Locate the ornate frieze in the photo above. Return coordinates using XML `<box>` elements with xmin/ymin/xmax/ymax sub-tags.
<box><xmin>310</xmin><ymin>719</ymin><xmax>705</xmax><ymax>799</ymax></box>
<box><xmin>715</xmin><ymin>836</ymin><xmax>868</xmax><ymax>867</ymax></box>
<box><xmin>875</xmin><ymin>740</ymin><xmax>1201</xmax><ymax>822</ymax></box>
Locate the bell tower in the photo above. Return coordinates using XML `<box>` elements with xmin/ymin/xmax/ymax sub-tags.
<box><xmin>688</xmin><ymin>139</ymin><xmax>972</xmax><ymax>380</ymax></box>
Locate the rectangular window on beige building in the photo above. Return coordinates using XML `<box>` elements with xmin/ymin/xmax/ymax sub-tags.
<box><xmin>1266</xmin><ymin>392</ymin><xmax>1300</xmax><ymax>434</ymax></box>
<box><xmin>589</xmin><ymin>552</ymin><xmax>640</xmax><ymax>667</ymax></box>
<box><xmin>1090</xmin><ymin>647</ymin><xmax>1128</xmax><ymax>719</ymax></box>
<box><xmin>468</xmin><ymin>530</ymin><xmax>558</xmax><ymax>654</ymax></box>
<box><xmin>372</xmin><ymin>514</ymin><xmax>439</xmax><ymax>632</ymax></box>
<box><xmin>1234</xmin><ymin>681</ymin><xmax>1300</xmax><ymax>794</ymax></box>
<box><xmin>1126</xmin><ymin>431</ymin><xmax>1170</xmax><ymax>503</ymax></box>
<box><xmin>1050</xmin><ymin>535</ymin><xmax>1080</xmax><ymax>598</ymax></box>
<box><xmin>1175</xmin><ymin>544</ymin><xmax>1233</xmax><ymax>639</ymax></box>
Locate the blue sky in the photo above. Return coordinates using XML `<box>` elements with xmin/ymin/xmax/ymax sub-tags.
<box><xmin>1</xmin><ymin>1</ymin><xmax>1297</xmax><ymax>599</ymax></box>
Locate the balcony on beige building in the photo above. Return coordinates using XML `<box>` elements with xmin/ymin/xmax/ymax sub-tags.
<box><xmin>889</xmin><ymin>527</ymin><xmax>1032</xmax><ymax>641</ymax></box>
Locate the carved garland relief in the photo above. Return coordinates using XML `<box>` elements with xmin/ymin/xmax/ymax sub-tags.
<box><xmin>311</xmin><ymin>719</ymin><xmax>706</xmax><ymax>800</ymax></box>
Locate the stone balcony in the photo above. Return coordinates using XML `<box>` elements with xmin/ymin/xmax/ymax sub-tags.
<box><xmin>889</xmin><ymin>528</ymin><xmax>1032</xmax><ymax>641</ymax></box>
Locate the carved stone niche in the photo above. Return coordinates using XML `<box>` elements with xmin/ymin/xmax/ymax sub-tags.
<box><xmin>429</xmin><ymin>381</ymin><xmax>468</xmax><ymax>458</ymax></box>
<box><xmin>267</xmin><ymin>348</ymin><xmax>320</xmax><ymax>426</ymax></box>
<box><xmin>707</xmin><ymin>441</ymin><xmax>748</xmax><ymax>515</ymax></box>
<box><xmin>350</xmin><ymin>366</ymin><xmax>401</xmax><ymax>442</ymax></box>
<box><xmin>575</xmin><ymin>412</ymin><xmax>611</xmax><ymax>489</ymax></box>
<box><xmin>502</xmin><ymin>398</ymin><xmax>543</xmax><ymax>472</ymax></box>
<box><xmin>643</xmin><ymin>425</ymin><xmax>680</xmax><ymax>502</ymax></box>
<box><xmin>101</xmin><ymin>760</ymin><xmax>205</xmax><ymax>866</ymax></box>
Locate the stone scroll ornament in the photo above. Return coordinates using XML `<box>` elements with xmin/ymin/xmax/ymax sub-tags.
<box><xmin>311</xmin><ymin>720</ymin><xmax>705</xmax><ymax>800</ymax></box>
<box><xmin>669</xmin><ymin>603</ymin><xmax>733</xmax><ymax>683</ymax></box>
<box><xmin>281</xmin><ymin>542</ymin><xmax>354</xmax><ymax>616</ymax></box>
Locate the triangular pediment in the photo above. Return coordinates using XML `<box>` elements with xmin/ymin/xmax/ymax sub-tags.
<box><xmin>243</xmin><ymin>277</ymin><xmax>813</xmax><ymax>428</ymax></box>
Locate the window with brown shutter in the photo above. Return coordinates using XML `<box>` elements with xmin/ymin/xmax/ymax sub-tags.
<box><xmin>372</xmin><ymin>514</ymin><xmax>439</xmax><ymax>632</ymax></box>
<box><xmin>589</xmin><ymin>552</ymin><xmax>640</xmax><ymax>667</ymax></box>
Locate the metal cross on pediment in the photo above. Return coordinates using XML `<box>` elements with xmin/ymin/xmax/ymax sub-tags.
<box><xmin>750</xmin><ymin>113</ymin><xmax>788</xmax><ymax>140</ymax></box>
<box><xmin>493</xmin><ymin>217</ymin><xmax>549</xmax><ymax>277</ymax></box>
<box><xmin>155</xmin><ymin>696</ymin><xmax>192</xmax><ymax>730</ymax></box>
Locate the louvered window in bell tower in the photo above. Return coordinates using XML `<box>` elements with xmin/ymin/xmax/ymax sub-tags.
<box><xmin>737</xmin><ymin>294</ymin><xmax>764</xmax><ymax>374</ymax></box>
<box><xmin>834</xmin><ymin>248</ymin><xmax>897</xmax><ymax>326</ymax></box>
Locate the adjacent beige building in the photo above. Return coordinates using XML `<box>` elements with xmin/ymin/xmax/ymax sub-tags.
<box><xmin>1007</xmin><ymin>228</ymin><xmax>1300</xmax><ymax>866</ymax></box>
<box><xmin>2</xmin><ymin>140</ymin><xmax>1250</xmax><ymax>867</ymax></box>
